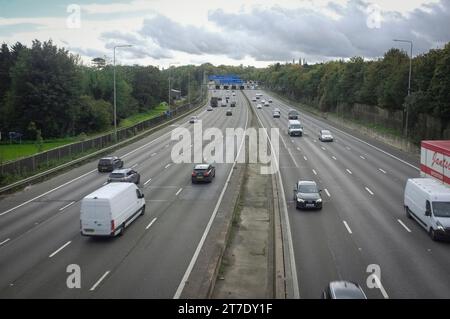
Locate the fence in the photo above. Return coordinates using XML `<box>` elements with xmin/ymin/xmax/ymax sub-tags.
<box><xmin>0</xmin><ymin>96</ymin><xmax>204</xmax><ymax>177</ymax></box>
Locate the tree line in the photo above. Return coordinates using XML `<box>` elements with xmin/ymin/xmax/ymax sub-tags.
<box><xmin>247</xmin><ymin>43</ymin><xmax>450</xmax><ymax>139</ymax></box>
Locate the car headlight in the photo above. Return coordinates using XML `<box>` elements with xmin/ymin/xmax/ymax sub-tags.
<box><xmin>316</xmin><ymin>198</ymin><xmax>322</xmax><ymax>203</ymax></box>
<box><xmin>436</xmin><ymin>222</ymin><xmax>445</xmax><ymax>231</ymax></box>
<box><xmin>297</xmin><ymin>197</ymin><xmax>305</xmax><ymax>202</ymax></box>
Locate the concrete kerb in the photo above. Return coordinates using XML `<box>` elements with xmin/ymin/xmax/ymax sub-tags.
<box><xmin>0</xmin><ymin>95</ymin><xmax>208</xmax><ymax>195</ymax></box>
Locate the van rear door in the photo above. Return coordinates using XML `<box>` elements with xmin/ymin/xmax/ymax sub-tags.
<box><xmin>81</xmin><ymin>199</ymin><xmax>111</xmax><ymax>236</ymax></box>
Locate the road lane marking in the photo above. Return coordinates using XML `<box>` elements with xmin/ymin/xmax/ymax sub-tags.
<box><xmin>59</xmin><ymin>201</ymin><xmax>75</xmax><ymax>211</ymax></box>
<box><xmin>297</xmin><ymin>147</ymin><xmax>301</xmax><ymax>151</ymax></box>
<box><xmin>131</xmin><ymin>163</ymin><xmax>138</xmax><ymax>168</ymax></box>
<box><xmin>372</xmin><ymin>275</ymin><xmax>389</xmax><ymax>299</ymax></box>
<box><xmin>287</xmin><ymin>149</ymin><xmax>298</xmax><ymax>167</ymax></box>
<box><xmin>0</xmin><ymin>169</ymin><xmax>97</xmax><ymax>217</ymax></box>
<box><xmin>324</xmin><ymin>188</ymin><xmax>331</xmax><ymax>197</ymax></box>
<box><xmin>343</xmin><ymin>221</ymin><xmax>353</xmax><ymax>234</ymax></box>
<box><xmin>378</xmin><ymin>168</ymin><xmax>387</xmax><ymax>174</ymax></box>
<box><xmin>165</xmin><ymin>144</ymin><xmax>170</xmax><ymax>148</ymax></box>
<box><xmin>0</xmin><ymin>238</ymin><xmax>10</xmax><ymax>246</ymax></box>
<box><xmin>365</xmin><ymin>187</ymin><xmax>374</xmax><ymax>195</ymax></box>
<box><xmin>346</xmin><ymin>146</ymin><xmax>351</xmax><ymax>150</ymax></box>
<box><xmin>151</xmin><ymin>153</ymin><xmax>157</xmax><ymax>157</ymax></box>
<box><xmin>360</xmin><ymin>155</ymin><xmax>366</xmax><ymax>160</ymax></box>
<box><xmin>175</xmin><ymin>188</ymin><xmax>183</xmax><ymax>196</ymax></box>
<box><xmin>321</xmin><ymin>146</ymin><xmax>326</xmax><ymax>151</ymax></box>
<box><xmin>49</xmin><ymin>241</ymin><xmax>71</xmax><ymax>258</ymax></box>
<box><xmin>90</xmin><ymin>271</ymin><xmax>110</xmax><ymax>291</ymax></box>
<box><xmin>303</xmin><ymin>156</ymin><xmax>308</xmax><ymax>161</ymax></box>
<box><xmin>102</xmin><ymin>181</ymin><xmax>108</xmax><ymax>185</ymax></box>
<box><xmin>164</xmin><ymin>164</ymin><xmax>171</xmax><ymax>169</ymax></box>
<box><xmin>144</xmin><ymin>178</ymin><xmax>152</xmax><ymax>186</ymax></box>
<box><xmin>397</xmin><ymin>219</ymin><xmax>412</xmax><ymax>232</ymax></box>
<box><xmin>332</xmin><ymin>156</ymin><xmax>337</xmax><ymax>160</ymax></box>
<box><xmin>312</xmin><ymin>169</ymin><xmax>317</xmax><ymax>175</ymax></box>
<box><xmin>145</xmin><ymin>218</ymin><xmax>157</xmax><ymax>230</ymax></box>
<box><xmin>346</xmin><ymin>169</ymin><xmax>353</xmax><ymax>175</ymax></box>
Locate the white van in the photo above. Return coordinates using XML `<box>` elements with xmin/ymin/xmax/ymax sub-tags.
<box><xmin>404</xmin><ymin>178</ymin><xmax>450</xmax><ymax>241</ymax></box>
<box><xmin>80</xmin><ymin>183</ymin><xmax>145</xmax><ymax>237</ymax></box>
<box><xmin>288</xmin><ymin>120</ymin><xmax>303</xmax><ymax>136</ymax></box>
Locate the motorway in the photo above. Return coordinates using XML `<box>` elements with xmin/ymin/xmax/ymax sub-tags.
<box><xmin>0</xmin><ymin>90</ymin><xmax>248</xmax><ymax>298</ymax></box>
<box><xmin>244</xmin><ymin>90</ymin><xmax>450</xmax><ymax>299</ymax></box>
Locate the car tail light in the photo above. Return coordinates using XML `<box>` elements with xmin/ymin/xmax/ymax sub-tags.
<box><xmin>192</xmin><ymin>171</ymin><xmax>196</xmax><ymax>177</ymax></box>
<box><xmin>111</xmin><ymin>220</ymin><xmax>115</xmax><ymax>232</ymax></box>
<box><xmin>204</xmin><ymin>171</ymin><xmax>210</xmax><ymax>177</ymax></box>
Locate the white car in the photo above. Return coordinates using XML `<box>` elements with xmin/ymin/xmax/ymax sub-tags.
<box><xmin>264</xmin><ymin>101</ymin><xmax>270</xmax><ymax>106</ymax></box>
<box><xmin>189</xmin><ymin>116</ymin><xmax>198</xmax><ymax>123</ymax></box>
<box><xmin>252</xmin><ymin>97</ymin><xmax>257</xmax><ymax>102</ymax></box>
<box><xmin>319</xmin><ymin>129</ymin><xmax>333</xmax><ymax>142</ymax></box>
<box><xmin>261</xmin><ymin>99</ymin><xmax>266</xmax><ymax>104</ymax></box>
<box><xmin>256</xmin><ymin>104</ymin><xmax>262</xmax><ymax>109</ymax></box>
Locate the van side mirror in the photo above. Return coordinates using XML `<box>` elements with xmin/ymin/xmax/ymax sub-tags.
<box><xmin>425</xmin><ymin>209</ymin><xmax>431</xmax><ymax>217</ymax></box>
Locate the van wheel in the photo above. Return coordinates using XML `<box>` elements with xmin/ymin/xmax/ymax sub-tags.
<box><xmin>140</xmin><ymin>205</ymin><xmax>145</xmax><ymax>216</ymax></box>
<box><xmin>405</xmin><ymin>207</ymin><xmax>412</xmax><ymax>219</ymax></box>
<box><xmin>118</xmin><ymin>224</ymin><xmax>125</xmax><ymax>236</ymax></box>
<box><xmin>430</xmin><ymin>228</ymin><xmax>438</xmax><ymax>241</ymax></box>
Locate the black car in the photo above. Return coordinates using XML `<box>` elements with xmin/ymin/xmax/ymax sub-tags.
<box><xmin>293</xmin><ymin>180</ymin><xmax>322</xmax><ymax>209</ymax></box>
<box><xmin>322</xmin><ymin>281</ymin><xmax>367</xmax><ymax>299</ymax></box>
<box><xmin>288</xmin><ymin>109</ymin><xmax>299</xmax><ymax>120</ymax></box>
<box><xmin>98</xmin><ymin>156</ymin><xmax>124</xmax><ymax>172</ymax></box>
<box><xmin>192</xmin><ymin>164</ymin><xmax>216</xmax><ymax>183</ymax></box>
<box><xmin>226</xmin><ymin>110</ymin><xmax>232</xmax><ymax>116</ymax></box>
<box><xmin>230</xmin><ymin>101</ymin><xmax>236</xmax><ymax>107</ymax></box>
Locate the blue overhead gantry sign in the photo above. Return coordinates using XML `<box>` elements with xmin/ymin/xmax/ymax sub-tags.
<box><xmin>209</xmin><ymin>74</ymin><xmax>244</xmax><ymax>89</ymax></box>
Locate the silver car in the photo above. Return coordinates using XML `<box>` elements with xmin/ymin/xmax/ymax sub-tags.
<box><xmin>108</xmin><ymin>168</ymin><xmax>141</xmax><ymax>184</ymax></box>
<box><xmin>319</xmin><ymin>129</ymin><xmax>334</xmax><ymax>142</ymax></box>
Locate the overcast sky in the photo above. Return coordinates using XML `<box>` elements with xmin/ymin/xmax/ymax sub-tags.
<box><xmin>1</xmin><ymin>0</ymin><xmax>449</xmax><ymax>68</ymax></box>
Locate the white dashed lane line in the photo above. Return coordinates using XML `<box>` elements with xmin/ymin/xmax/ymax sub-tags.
<box><xmin>397</xmin><ymin>219</ymin><xmax>412</xmax><ymax>232</ymax></box>
<box><xmin>324</xmin><ymin>189</ymin><xmax>331</xmax><ymax>197</ymax></box>
<box><xmin>312</xmin><ymin>169</ymin><xmax>317</xmax><ymax>175</ymax></box>
<box><xmin>164</xmin><ymin>164</ymin><xmax>171</xmax><ymax>169</ymax></box>
<box><xmin>49</xmin><ymin>241</ymin><xmax>71</xmax><ymax>258</ymax></box>
<box><xmin>0</xmin><ymin>238</ymin><xmax>11</xmax><ymax>246</ymax></box>
<box><xmin>365</xmin><ymin>187</ymin><xmax>374</xmax><ymax>195</ymax></box>
<box><xmin>90</xmin><ymin>271</ymin><xmax>110</xmax><ymax>291</ymax></box>
<box><xmin>59</xmin><ymin>201</ymin><xmax>75</xmax><ymax>212</ymax></box>
<box><xmin>378</xmin><ymin>168</ymin><xmax>387</xmax><ymax>174</ymax></box>
<box><xmin>346</xmin><ymin>169</ymin><xmax>353</xmax><ymax>175</ymax></box>
<box><xmin>343</xmin><ymin>221</ymin><xmax>353</xmax><ymax>234</ymax></box>
<box><xmin>151</xmin><ymin>153</ymin><xmax>157</xmax><ymax>157</ymax></box>
<box><xmin>145</xmin><ymin>218</ymin><xmax>157</xmax><ymax>230</ymax></box>
<box><xmin>176</xmin><ymin>188</ymin><xmax>183</xmax><ymax>196</ymax></box>
<box><xmin>144</xmin><ymin>178</ymin><xmax>152</xmax><ymax>186</ymax></box>
<box><xmin>303</xmin><ymin>156</ymin><xmax>308</xmax><ymax>161</ymax></box>
<box><xmin>332</xmin><ymin>156</ymin><xmax>337</xmax><ymax>160</ymax></box>
<box><xmin>360</xmin><ymin>155</ymin><xmax>366</xmax><ymax>160</ymax></box>
<box><xmin>321</xmin><ymin>146</ymin><xmax>326</xmax><ymax>151</ymax></box>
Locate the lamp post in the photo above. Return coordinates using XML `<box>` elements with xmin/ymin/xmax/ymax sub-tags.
<box><xmin>393</xmin><ymin>39</ymin><xmax>413</xmax><ymax>137</ymax></box>
<box><xmin>167</xmin><ymin>63</ymin><xmax>179</xmax><ymax>114</ymax></box>
<box><xmin>113</xmin><ymin>44</ymin><xmax>132</xmax><ymax>142</ymax></box>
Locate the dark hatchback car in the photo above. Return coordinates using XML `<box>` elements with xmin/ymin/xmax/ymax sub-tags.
<box><xmin>226</xmin><ymin>110</ymin><xmax>232</xmax><ymax>116</ymax></box>
<box><xmin>230</xmin><ymin>101</ymin><xmax>236</xmax><ymax>107</ymax></box>
<box><xmin>293</xmin><ymin>181</ymin><xmax>322</xmax><ymax>210</ymax></box>
<box><xmin>192</xmin><ymin>164</ymin><xmax>216</xmax><ymax>183</ymax></box>
<box><xmin>107</xmin><ymin>168</ymin><xmax>140</xmax><ymax>184</ymax></box>
<box><xmin>98</xmin><ymin>156</ymin><xmax>124</xmax><ymax>172</ymax></box>
<box><xmin>322</xmin><ymin>281</ymin><xmax>367</xmax><ymax>299</ymax></box>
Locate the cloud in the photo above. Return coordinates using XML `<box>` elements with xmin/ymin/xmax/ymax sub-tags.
<box><xmin>134</xmin><ymin>0</ymin><xmax>450</xmax><ymax>63</ymax></box>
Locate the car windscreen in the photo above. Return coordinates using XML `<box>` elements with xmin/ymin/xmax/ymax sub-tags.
<box><xmin>290</xmin><ymin>124</ymin><xmax>302</xmax><ymax>129</ymax></box>
<box><xmin>322</xmin><ymin>130</ymin><xmax>331</xmax><ymax>135</ymax></box>
<box><xmin>298</xmin><ymin>185</ymin><xmax>317</xmax><ymax>193</ymax></box>
<box><xmin>333</xmin><ymin>288</ymin><xmax>365</xmax><ymax>299</ymax></box>
<box><xmin>99</xmin><ymin>159</ymin><xmax>112</xmax><ymax>165</ymax></box>
<box><xmin>432</xmin><ymin>202</ymin><xmax>450</xmax><ymax>218</ymax></box>
<box><xmin>110</xmin><ymin>173</ymin><xmax>125</xmax><ymax>178</ymax></box>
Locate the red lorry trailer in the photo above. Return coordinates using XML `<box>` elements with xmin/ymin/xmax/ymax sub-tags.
<box><xmin>420</xmin><ymin>140</ymin><xmax>450</xmax><ymax>186</ymax></box>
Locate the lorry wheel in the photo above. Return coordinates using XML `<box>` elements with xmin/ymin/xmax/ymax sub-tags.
<box><xmin>405</xmin><ymin>207</ymin><xmax>412</xmax><ymax>219</ymax></box>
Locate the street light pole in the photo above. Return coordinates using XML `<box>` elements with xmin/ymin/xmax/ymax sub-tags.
<box><xmin>393</xmin><ymin>39</ymin><xmax>413</xmax><ymax>137</ymax></box>
<box><xmin>113</xmin><ymin>44</ymin><xmax>132</xmax><ymax>142</ymax></box>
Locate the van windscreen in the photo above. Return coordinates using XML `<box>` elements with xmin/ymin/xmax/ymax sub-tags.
<box><xmin>432</xmin><ymin>202</ymin><xmax>450</xmax><ymax>218</ymax></box>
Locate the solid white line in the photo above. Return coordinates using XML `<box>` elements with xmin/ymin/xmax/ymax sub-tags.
<box><xmin>175</xmin><ymin>188</ymin><xmax>183</xmax><ymax>196</ymax></box>
<box><xmin>90</xmin><ymin>271</ymin><xmax>110</xmax><ymax>291</ymax></box>
<box><xmin>249</xmin><ymin>95</ymin><xmax>300</xmax><ymax>299</ymax></box>
<box><xmin>49</xmin><ymin>241</ymin><xmax>71</xmax><ymax>258</ymax></box>
<box><xmin>287</xmin><ymin>149</ymin><xmax>299</xmax><ymax>168</ymax></box>
<box><xmin>164</xmin><ymin>163</ymin><xmax>171</xmax><ymax>169</ymax></box>
<box><xmin>144</xmin><ymin>178</ymin><xmax>152</xmax><ymax>186</ymax></box>
<box><xmin>343</xmin><ymin>221</ymin><xmax>353</xmax><ymax>234</ymax></box>
<box><xmin>303</xmin><ymin>156</ymin><xmax>308</xmax><ymax>161</ymax></box>
<box><xmin>365</xmin><ymin>187</ymin><xmax>374</xmax><ymax>195</ymax></box>
<box><xmin>0</xmin><ymin>238</ymin><xmax>11</xmax><ymax>246</ymax></box>
<box><xmin>332</xmin><ymin>156</ymin><xmax>337</xmax><ymax>160</ymax></box>
<box><xmin>174</xmin><ymin>96</ymin><xmax>249</xmax><ymax>299</ymax></box>
<box><xmin>0</xmin><ymin>169</ymin><xmax>97</xmax><ymax>217</ymax></box>
<box><xmin>324</xmin><ymin>188</ymin><xmax>331</xmax><ymax>197</ymax></box>
<box><xmin>59</xmin><ymin>201</ymin><xmax>75</xmax><ymax>211</ymax></box>
<box><xmin>146</xmin><ymin>218</ymin><xmax>157</xmax><ymax>230</ymax></box>
<box><xmin>378</xmin><ymin>168</ymin><xmax>387</xmax><ymax>174</ymax></box>
<box><xmin>360</xmin><ymin>155</ymin><xmax>366</xmax><ymax>160</ymax></box>
<box><xmin>397</xmin><ymin>219</ymin><xmax>412</xmax><ymax>232</ymax></box>
<box><xmin>346</xmin><ymin>169</ymin><xmax>352</xmax><ymax>175</ymax></box>
<box><xmin>312</xmin><ymin>169</ymin><xmax>317</xmax><ymax>175</ymax></box>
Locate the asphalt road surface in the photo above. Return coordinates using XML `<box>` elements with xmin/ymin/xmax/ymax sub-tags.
<box><xmin>244</xmin><ymin>90</ymin><xmax>450</xmax><ymax>299</ymax></box>
<box><xmin>0</xmin><ymin>90</ymin><xmax>249</xmax><ymax>298</ymax></box>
